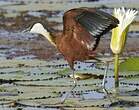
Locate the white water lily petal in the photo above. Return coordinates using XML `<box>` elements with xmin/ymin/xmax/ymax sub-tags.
<box><xmin>111</xmin><ymin>7</ymin><xmax>138</xmax><ymax>54</ymax></box>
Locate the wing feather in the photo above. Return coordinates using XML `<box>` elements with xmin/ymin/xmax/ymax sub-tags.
<box><xmin>75</xmin><ymin>10</ymin><xmax>118</xmax><ymax>37</ymax></box>
<box><xmin>63</xmin><ymin>8</ymin><xmax>119</xmax><ymax>50</ymax></box>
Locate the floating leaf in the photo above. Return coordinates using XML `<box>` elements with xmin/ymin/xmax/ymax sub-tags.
<box><xmin>119</xmin><ymin>57</ymin><xmax>139</xmax><ymax>72</ymax></box>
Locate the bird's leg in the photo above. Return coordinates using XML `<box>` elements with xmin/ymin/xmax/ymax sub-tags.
<box><xmin>89</xmin><ymin>56</ymin><xmax>108</xmax><ymax>88</ymax></box>
<box><xmin>70</xmin><ymin>69</ymin><xmax>77</xmax><ymax>97</ymax></box>
<box><xmin>102</xmin><ymin>62</ymin><xmax>108</xmax><ymax>89</ymax></box>
<box><xmin>61</xmin><ymin>63</ymin><xmax>77</xmax><ymax>103</ymax></box>
<box><xmin>101</xmin><ymin>62</ymin><xmax>112</xmax><ymax>103</ymax></box>
<box><xmin>89</xmin><ymin>56</ymin><xmax>113</xmax><ymax>102</ymax></box>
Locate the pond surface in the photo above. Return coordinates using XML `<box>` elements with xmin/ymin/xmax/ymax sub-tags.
<box><xmin>0</xmin><ymin>58</ymin><xmax>138</xmax><ymax>110</ymax></box>
<box><xmin>0</xmin><ymin>0</ymin><xmax>139</xmax><ymax>110</ymax></box>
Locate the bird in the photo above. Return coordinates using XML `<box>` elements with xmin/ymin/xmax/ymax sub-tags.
<box><xmin>24</xmin><ymin>7</ymin><xmax>119</xmax><ymax>103</ymax></box>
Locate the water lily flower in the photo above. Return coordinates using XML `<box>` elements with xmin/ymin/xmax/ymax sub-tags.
<box><xmin>111</xmin><ymin>7</ymin><xmax>138</xmax><ymax>54</ymax></box>
<box><xmin>110</xmin><ymin>7</ymin><xmax>138</xmax><ymax>88</ymax></box>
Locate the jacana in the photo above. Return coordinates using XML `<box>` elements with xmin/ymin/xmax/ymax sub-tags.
<box><xmin>24</xmin><ymin>7</ymin><xmax>119</xmax><ymax>103</ymax></box>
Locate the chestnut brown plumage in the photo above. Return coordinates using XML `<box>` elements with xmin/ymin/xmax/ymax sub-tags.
<box><xmin>26</xmin><ymin>7</ymin><xmax>119</xmax><ymax>103</ymax></box>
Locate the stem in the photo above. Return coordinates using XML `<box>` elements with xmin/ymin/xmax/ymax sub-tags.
<box><xmin>114</xmin><ymin>54</ymin><xmax>119</xmax><ymax>88</ymax></box>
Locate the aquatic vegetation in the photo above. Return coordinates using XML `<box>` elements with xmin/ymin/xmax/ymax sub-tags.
<box><xmin>0</xmin><ymin>0</ymin><xmax>139</xmax><ymax>109</ymax></box>
<box><xmin>110</xmin><ymin>7</ymin><xmax>138</xmax><ymax>88</ymax></box>
<box><xmin>57</xmin><ymin>68</ymin><xmax>70</xmax><ymax>75</ymax></box>
<box><xmin>119</xmin><ymin>57</ymin><xmax>139</xmax><ymax>71</ymax></box>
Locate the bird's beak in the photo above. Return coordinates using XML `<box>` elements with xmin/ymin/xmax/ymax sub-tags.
<box><xmin>22</xmin><ymin>27</ymin><xmax>30</xmax><ymax>33</ymax></box>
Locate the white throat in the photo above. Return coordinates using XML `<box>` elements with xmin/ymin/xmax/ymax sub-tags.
<box><xmin>41</xmin><ymin>31</ymin><xmax>56</xmax><ymax>46</ymax></box>
<box><xmin>30</xmin><ymin>23</ymin><xmax>56</xmax><ymax>46</ymax></box>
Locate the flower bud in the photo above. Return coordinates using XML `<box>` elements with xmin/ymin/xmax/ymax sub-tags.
<box><xmin>110</xmin><ymin>7</ymin><xmax>138</xmax><ymax>54</ymax></box>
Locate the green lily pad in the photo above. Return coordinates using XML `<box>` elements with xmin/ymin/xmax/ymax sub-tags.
<box><xmin>119</xmin><ymin>57</ymin><xmax>139</xmax><ymax>72</ymax></box>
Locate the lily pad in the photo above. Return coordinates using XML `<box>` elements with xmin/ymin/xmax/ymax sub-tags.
<box><xmin>119</xmin><ymin>57</ymin><xmax>139</xmax><ymax>72</ymax></box>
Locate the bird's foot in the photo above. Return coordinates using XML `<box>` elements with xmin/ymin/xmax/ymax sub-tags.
<box><xmin>96</xmin><ymin>86</ymin><xmax>113</xmax><ymax>103</ymax></box>
<box><xmin>103</xmin><ymin>88</ymin><xmax>113</xmax><ymax>102</ymax></box>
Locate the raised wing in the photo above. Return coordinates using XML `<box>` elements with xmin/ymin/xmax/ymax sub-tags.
<box><xmin>63</xmin><ymin>8</ymin><xmax>119</xmax><ymax>50</ymax></box>
<box><xmin>75</xmin><ymin>8</ymin><xmax>119</xmax><ymax>37</ymax></box>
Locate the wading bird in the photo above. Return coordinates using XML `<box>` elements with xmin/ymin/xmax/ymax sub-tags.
<box><xmin>24</xmin><ymin>7</ymin><xmax>119</xmax><ymax>103</ymax></box>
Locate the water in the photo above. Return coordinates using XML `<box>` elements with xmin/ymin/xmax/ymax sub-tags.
<box><xmin>0</xmin><ymin>0</ymin><xmax>139</xmax><ymax>109</ymax></box>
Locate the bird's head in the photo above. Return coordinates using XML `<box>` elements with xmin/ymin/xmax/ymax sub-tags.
<box><xmin>23</xmin><ymin>22</ymin><xmax>56</xmax><ymax>46</ymax></box>
<box><xmin>22</xmin><ymin>22</ymin><xmax>49</xmax><ymax>35</ymax></box>
<box><xmin>29</xmin><ymin>23</ymin><xmax>48</xmax><ymax>34</ymax></box>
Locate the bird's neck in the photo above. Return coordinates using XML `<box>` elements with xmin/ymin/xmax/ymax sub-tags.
<box><xmin>41</xmin><ymin>31</ymin><xmax>56</xmax><ymax>46</ymax></box>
